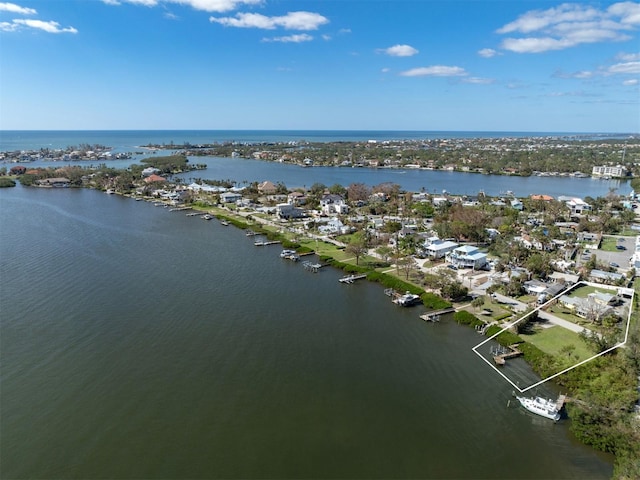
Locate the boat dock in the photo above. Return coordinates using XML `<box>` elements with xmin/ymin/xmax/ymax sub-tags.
<box><xmin>254</xmin><ymin>240</ymin><xmax>280</xmax><ymax>246</ymax></box>
<box><xmin>339</xmin><ymin>274</ymin><xmax>367</xmax><ymax>284</ymax></box>
<box><xmin>303</xmin><ymin>261</ymin><xmax>324</xmax><ymax>272</ymax></box>
<box><xmin>492</xmin><ymin>344</ymin><xmax>523</xmax><ymax>365</ymax></box>
<box><xmin>169</xmin><ymin>206</ymin><xmax>191</xmax><ymax>212</ymax></box>
<box><xmin>419</xmin><ymin>307</ymin><xmax>455</xmax><ymax>322</ymax></box>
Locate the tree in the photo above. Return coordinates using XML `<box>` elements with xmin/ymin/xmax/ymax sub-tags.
<box><xmin>345</xmin><ymin>235</ymin><xmax>368</xmax><ymax>265</ymax></box>
<box><xmin>471</xmin><ymin>296</ymin><xmax>485</xmax><ymax>311</ymax></box>
<box><xmin>346</xmin><ymin>182</ymin><xmax>371</xmax><ymax>203</ymax></box>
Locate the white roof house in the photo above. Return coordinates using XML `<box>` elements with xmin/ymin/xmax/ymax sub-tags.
<box><xmin>425</xmin><ymin>240</ymin><xmax>458</xmax><ymax>259</ymax></box>
<box><xmin>448</xmin><ymin>245</ymin><xmax>488</xmax><ymax>269</ymax></box>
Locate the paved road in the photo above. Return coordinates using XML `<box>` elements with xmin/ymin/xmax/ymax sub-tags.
<box><xmin>537</xmin><ymin>310</ymin><xmax>589</xmax><ymax>334</ymax></box>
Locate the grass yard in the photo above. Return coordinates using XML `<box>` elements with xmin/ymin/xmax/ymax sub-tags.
<box><xmin>599</xmin><ymin>237</ymin><xmax>619</xmax><ymax>252</ymax></box>
<box><xmin>522</xmin><ymin>325</ymin><xmax>593</xmax><ymax>362</ymax></box>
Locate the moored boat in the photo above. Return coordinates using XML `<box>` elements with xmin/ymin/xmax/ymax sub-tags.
<box><xmin>515</xmin><ymin>395</ymin><xmax>561</xmax><ymax>421</ymax></box>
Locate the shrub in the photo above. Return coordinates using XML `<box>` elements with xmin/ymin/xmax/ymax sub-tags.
<box><xmin>421</xmin><ymin>292</ymin><xmax>452</xmax><ymax>310</ymax></box>
<box><xmin>454</xmin><ymin>310</ymin><xmax>484</xmax><ymax>328</ymax></box>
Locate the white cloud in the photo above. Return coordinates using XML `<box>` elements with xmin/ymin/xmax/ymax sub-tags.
<box><xmin>210</xmin><ymin>11</ymin><xmax>328</xmax><ymax>30</ymax></box>
<box><xmin>262</xmin><ymin>33</ymin><xmax>313</xmax><ymax>43</ymax></box>
<box><xmin>462</xmin><ymin>77</ymin><xmax>495</xmax><ymax>84</ymax></box>
<box><xmin>497</xmin><ymin>2</ymin><xmax>640</xmax><ymax>53</ymax></box>
<box><xmin>12</xmin><ymin>18</ymin><xmax>77</xmax><ymax>33</ymax></box>
<box><xmin>607</xmin><ymin>61</ymin><xmax>640</xmax><ymax>74</ymax></box>
<box><xmin>378</xmin><ymin>44</ymin><xmax>418</xmax><ymax>57</ymax></box>
<box><xmin>0</xmin><ymin>21</ymin><xmax>19</xmax><ymax>31</ymax></box>
<box><xmin>102</xmin><ymin>0</ymin><xmax>263</xmax><ymax>12</ymax></box>
<box><xmin>170</xmin><ymin>0</ymin><xmax>261</xmax><ymax>12</ymax></box>
<box><xmin>478</xmin><ymin>48</ymin><xmax>499</xmax><ymax>58</ymax></box>
<box><xmin>381</xmin><ymin>68</ymin><xmax>390</xmax><ymax>73</ymax></box>
<box><xmin>616</xmin><ymin>51</ymin><xmax>640</xmax><ymax>61</ymax></box>
<box><xmin>400</xmin><ymin>65</ymin><xmax>467</xmax><ymax>77</ymax></box>
<box><xmin>0</xmin><ymin>2</ymin><xmax>36</xmax><ymax>14</ymax></box>
<box><xmin>622</xmin><ymin>78</ymin><xmax>639</xmax><ymax>85</ymax></box>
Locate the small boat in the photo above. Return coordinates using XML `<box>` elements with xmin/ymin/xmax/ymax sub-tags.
<box><xmin>280</xmin><ymin>249</ymin><xmax>300</xmax><ymax>261</ymax></box>
<box><xmin>220</xmin><ymin>220</ymin><xmax>230</xmax><ymax>226</ymax></box>
<box><xmin>201</xmin><ymin>214</ymin><xmax>212</xmax><ymax>220</ymax></box>
<box><xmin>393</xmin><ymin>291</ymin><xmax>421</xmax><ymax>307</ymax></box>
<box><xmin>515</xmin><ymin>395</ymin><xmax>561</xmax><ymax>421</ymax></box>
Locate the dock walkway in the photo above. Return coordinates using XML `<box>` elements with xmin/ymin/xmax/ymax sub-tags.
<box><xmin>419</xmin><ymin>307</ymin><xmax>456</xmax><ymax>322</ymax></box>
<box><xmin>339</xmin><ymin>274</ymin><xmax>367</xmax><ymax>284</ymax></box>
<box><xmin>492</xmin><ymin>344</ymin><xmax>523</xmax><ymax>365</ymax></box>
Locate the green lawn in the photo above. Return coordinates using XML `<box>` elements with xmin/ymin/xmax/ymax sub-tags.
<box><xmin>600</xmin><ymin>237</ymin><xmax>619</xmax><ymax>252</ymax></box>
<box><xmin>522</xmin><ymin>326</ymin><xmax>593</xmax><ymax>362</ymax></box>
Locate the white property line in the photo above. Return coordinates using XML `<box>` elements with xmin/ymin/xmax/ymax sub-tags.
<box><xmin>472</xmin><ymin>281</ymin><xmax>635</xmax><ymax>393</ymax></box>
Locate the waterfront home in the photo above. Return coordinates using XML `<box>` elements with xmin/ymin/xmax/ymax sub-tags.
<box><xmin>141</xmin><ymin>167</ymin><xmax>161</xmax><ymax>177</ymax></box>
<box><xmin>448</xmin><ymin>245</ymin><xmax>488</xmax><ymax>269</ymax></box>
<box><xmin>592</xmin><ymin>165</ymin><xmax>628</xmax><ymax>178</ymax></box>
<box><xmin>9</xmin><ymin>166</ymin><xmax>26</xmax><ymax>175</ymax></box>
<box><xmin>560</xmin><ymin>197</ymin><xmax>592</xmax><ymax>216</ymax></box>
<box><xmin>287</xmin><ymin>191</ymin><xmax>307</xmax><ymax>206</ymax></box>
<box><xmin>320</xmin><ymin>194</ymin><xmax>349</xmax><ymax>215</ymax></box>
<box><xmin>144</xmin><ymin>174</ymin><xmax>166</xmax><ymax>184</ymax></box>
<box><xmin>276</xmin><ymin>203</ymin><xmax>305</xmax><ymax>220</ymax></box>
<box><xmin>258</xmin><ymin>180</ymin><xmax>277</xmax><ymax>195</ymax></box>
<box><xmin>510</xmin><ymin>199</ymin><xmax>524</xmax><ymax>210</ymax></box>
<box><xmin>318</xmin><ymin>218</ymin><xmax>350</xmax><ymax>235</ymax></box>
<box><xmin>220</xmin><ymin>191</ymin><xmax>243</xmax><ymax>204</ymax></box>
<box><xmin>36</xmin><ymin>177</ymin><xmax>70</xmax><ymax>187</ymax></box>
<box><xmin>558</xmin><ymin>292</ymin><xmax>617</xmax><ymax>322</ymax></box>
<box><xmin>424</xmin><ymin>238</ymin><xmax>458</xmax><ymax>259</ymax></box>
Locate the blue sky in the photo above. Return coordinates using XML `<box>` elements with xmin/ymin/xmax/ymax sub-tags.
<box><xmin>1</xmin><ymin>0</ymin><xmax>639</xmax><ymax>132</ymax></box>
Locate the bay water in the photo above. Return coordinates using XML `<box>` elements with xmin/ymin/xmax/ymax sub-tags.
<box><xmin>0</xmin><ymin>185</ymin><xmax>614</xmax><ymax>478</ymax></box>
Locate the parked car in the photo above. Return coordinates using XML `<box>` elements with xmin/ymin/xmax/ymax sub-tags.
<box><xmin>610</xmin><ymin>262</ymin><xmax>619</xmax><ymax>268</ymax></box>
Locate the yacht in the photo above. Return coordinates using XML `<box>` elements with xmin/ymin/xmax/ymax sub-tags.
<box><xmin>393</xmin><ymin>292</ymin><xmax>421</xmax><ymax>307</ymax></box>
<box><xmin>516</xmin><ymin>395</ymin><xmax>561</xmax><ymax>421</ymax></box>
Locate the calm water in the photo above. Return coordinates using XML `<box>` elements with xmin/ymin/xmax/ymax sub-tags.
<box><xmin>0</xmin><ymin>185</ymin><xmax>614</xmax><ymax>479</ymax></box>
<box><xmin>0</xmin><ymin>130</ymin><xmax>632</xmax><ymax>198</ymax></box>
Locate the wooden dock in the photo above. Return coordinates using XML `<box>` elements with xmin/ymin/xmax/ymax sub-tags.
<box><xmin>419</xmin><ymin>307</ymin><xmax>456</xmax><ymax>323</ymax></box>
<box><xmin>254</xmin><ymin>240</ymin><xmax>280</xmax><ymax>246</ymax></box>
<box><xmin>493</xmin><ymin>344</ymin><xmax>523</xmax><ymax>365</ymax></box>
<box><xmin>339</xmin><ymin>274</ymin><xmax>367</xmax><ymax>284</ymax></box>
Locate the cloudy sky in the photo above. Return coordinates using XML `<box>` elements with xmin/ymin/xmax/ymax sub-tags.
<box><xmin>1</xmin><ymin>0</ymin><xmax>638</xmax><ymax>132</ymax></box>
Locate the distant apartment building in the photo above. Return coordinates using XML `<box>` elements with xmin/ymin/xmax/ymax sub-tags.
<box><xmin>592</xmin><ymin>165</ymin><xmax>628</xmax><ymax>178</ymax></box>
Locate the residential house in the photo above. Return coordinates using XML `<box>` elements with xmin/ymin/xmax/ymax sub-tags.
<box><xmin>258</xmin><ymin>180</ymin><xmax>277</xmax><ymax>195</ymax></box>
<box><xmin>37</xmin><ymin>177</ymin><xmax>70</xmax><ymax>187</ymax></box>
<box><xmin>558</xmin><ymin>294</ymin><xmax>615</xmax><ymax>321</ymax></box>
<box><xmin>220</xmin><ymin>191</ymin><xmax>243</xmax><ymax>203</ymax></box>
<box><xmin>589</xmin><ymin>269</ymin><xmax>625</xmax><ymax>284</ymax></box>
<box><xmin>276</xmin><ymin>203</ymin><xmax>305</xmax><ymax>219</ymax></box>
<box><xmin>320</xmin><ymin>194</ymin><xmax>349</xmax><ymax>215</ymax></box>
<box><xmin>448</xmin><ymin>245</ymin><xmax>488</xmax><ymax>269</ymax></box>
<box><xmin>424</xmin><ymin>238</ymin><xmax>458</xmax><ymax>259</ymax></box>
<box><xmin>592</xmin><ymin>165</ymin><xmax>628</xmax><ymax>178</ymax></box>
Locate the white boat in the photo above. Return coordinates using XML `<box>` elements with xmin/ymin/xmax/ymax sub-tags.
<box><xmin>516</xmin><ymin>395</ymin><xmax>561</xmax><ymax>421</ymax></box>
<box><xmin>280</xmin><ymin>249</ymin><xmax>299</xmax><ymax>261</ymax></box>
<box><xmin>393</xmin><ymin>291</ymin><xmax>421</xmax><ymax>307</ymax></box>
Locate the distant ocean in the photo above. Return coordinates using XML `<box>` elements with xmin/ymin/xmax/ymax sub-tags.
<box><xmin>0</xmin><ymin>130</ymin><xmax>634</xmax><ymax>152</ymax></box>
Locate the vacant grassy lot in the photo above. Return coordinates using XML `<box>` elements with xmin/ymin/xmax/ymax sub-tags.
<box><xmin>522</xmin><ymin>325</ymin><xmax>593</xmax><ymax>362</ymax></box>
<box><xmin>600</xmin><ymin>236</ymin><xmax>620</xmax><ymax>252</ymax></box>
